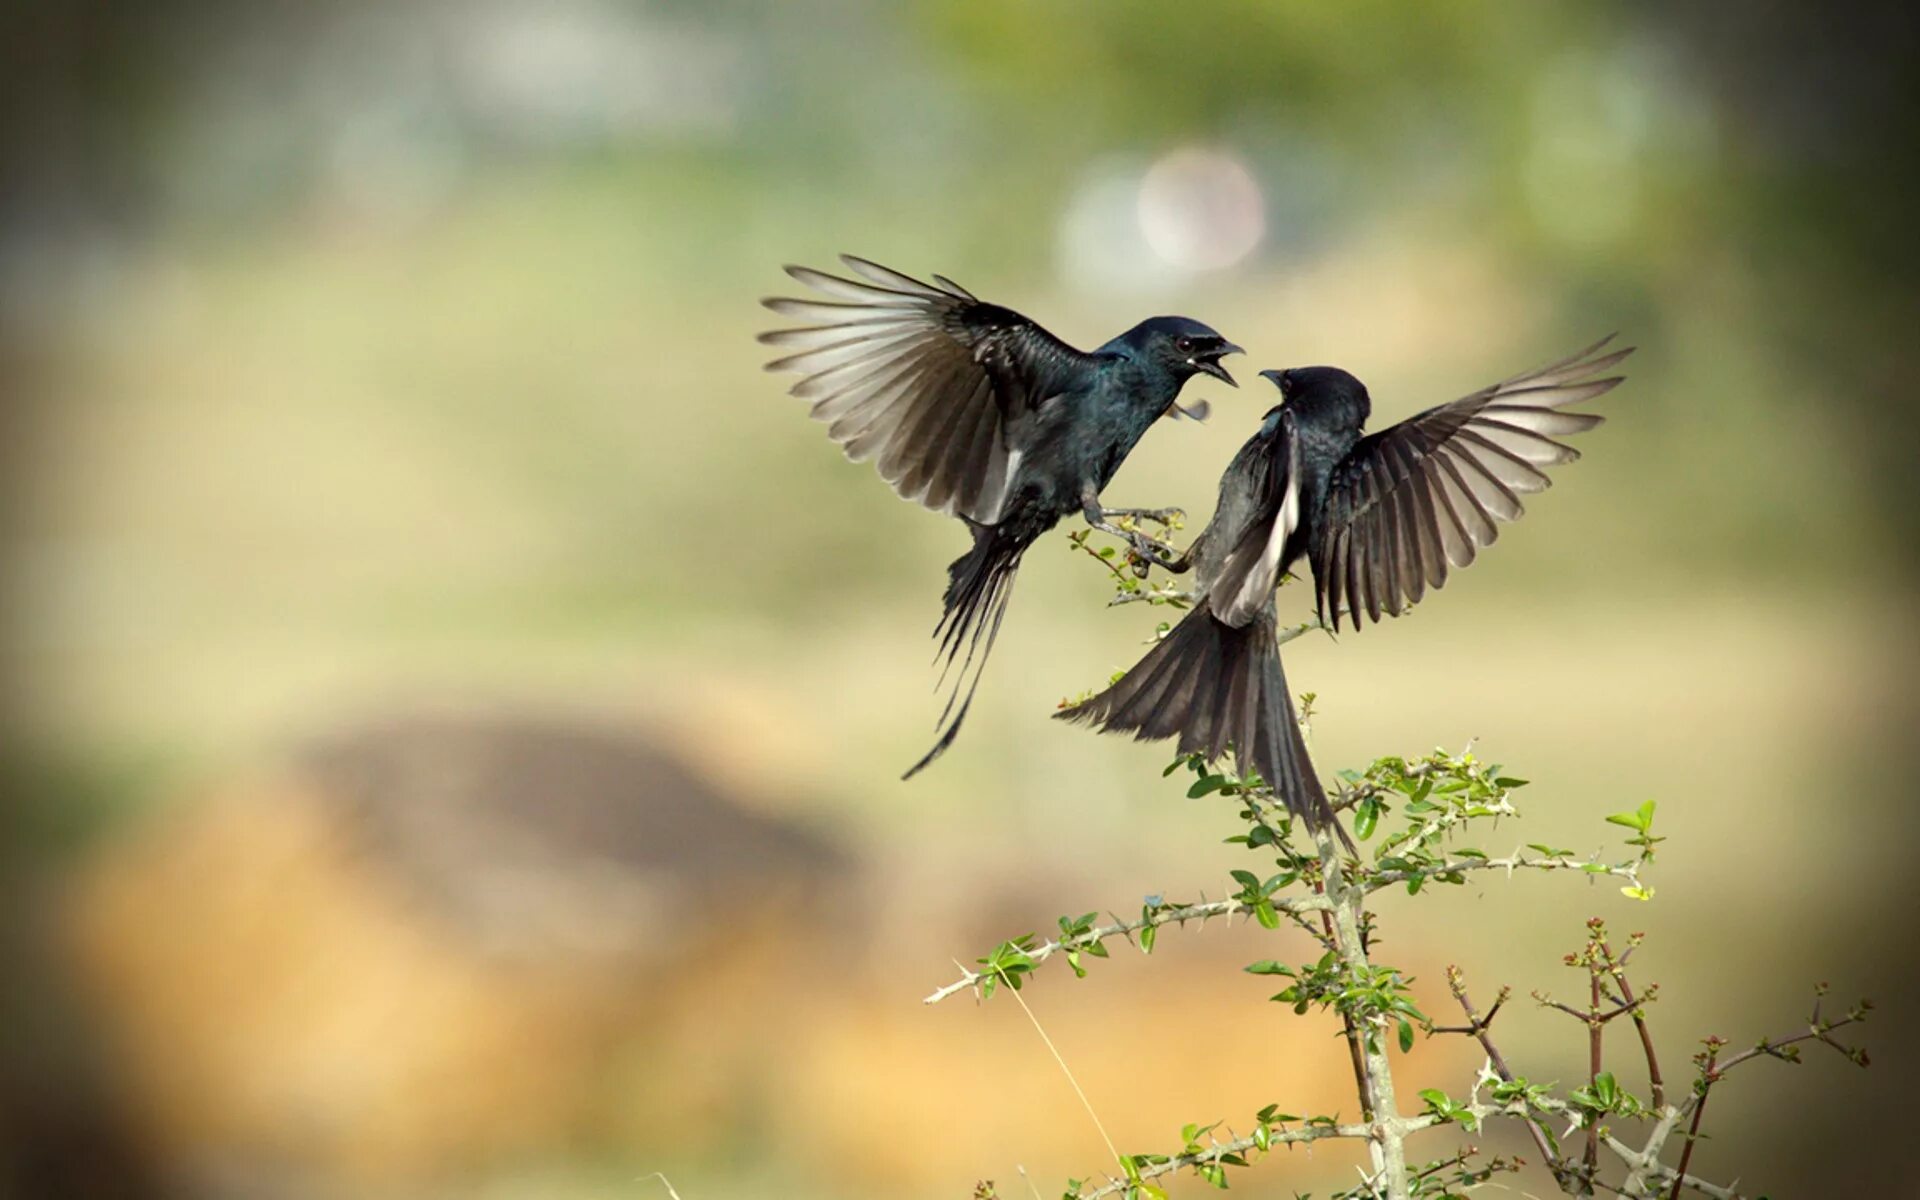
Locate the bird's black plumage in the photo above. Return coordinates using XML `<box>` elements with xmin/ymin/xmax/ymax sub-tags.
<box><xmin>761</xmin><ymin>256</ymin><xmax>1241</xmax><ymax>778</ymax></box>
<box><xmin>1057</xmin><ymin>337</ymin><xmax>1630</xmax><ymax>831</ymax></box>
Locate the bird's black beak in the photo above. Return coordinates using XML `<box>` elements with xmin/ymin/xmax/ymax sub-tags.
<box><xmin>1194</xmin><ymin>341</ymin><xmax>1242</xmax><ymax>387</ymax></box>
<box><xmin>1258</xmin><ymin>368</ymin><xmax>1286</xmax><ymax>389</ymax></box>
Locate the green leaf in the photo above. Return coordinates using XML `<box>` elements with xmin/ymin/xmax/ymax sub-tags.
<box><xmin>1621</xmin><ymin>885</ymin><xmax>1655</xmax><ymax>901</ymax></box>
<box><xmin>1605</xmin><ymin>800</ymin><xmax>1657</xmax><ymax>834</ymax></box>
<box><xmin>1354</xmin><ymin>796</ymin><xmax>1381</xmax><ymax>841</ymax></box>
<box><xmin>1188</xmin><ymin>775</ymin><xmax>1227</xmax><ymax>798</ymax></box>
<box><xmin>1398</xmin><ymin>1019</ymin><xmax>1415</xmax><ymax>1053</ymax></box>
<box><xmin>1254</xmin><ymin>898</ymin><xmax>1279</xmax><ymax>929</ymax></box>
<box><xmin>1140</xmin><ymin>924</ymin><xmax>1157</xmax><ymax>954</ymax></box>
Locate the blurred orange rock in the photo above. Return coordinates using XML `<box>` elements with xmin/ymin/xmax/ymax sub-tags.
<box><xmin>63</xmin><ymin>712</ymin><xmax>847</xmax><ymax>1189</ymax></box>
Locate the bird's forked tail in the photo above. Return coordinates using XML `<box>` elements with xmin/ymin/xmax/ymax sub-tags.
<box><xmin>902</xmin><ymin>522</ymin><xmax>1024</xmax><ymax>779</ymax></box>
<box><xmin>1055</xmin><ymin>601</ymin><xmax>1341</xmax><ymax>839</ymax></box>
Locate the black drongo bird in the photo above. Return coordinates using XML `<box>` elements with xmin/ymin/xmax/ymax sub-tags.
<box><xmin>1056</xmin><ymin>337</ymin><xmax>1631</xmax><ymax>833</ymax></box>
<box><xmin>760</xmin><ymin>256</ymin><xmax>1241</xmax><ymax>778</ymax></box>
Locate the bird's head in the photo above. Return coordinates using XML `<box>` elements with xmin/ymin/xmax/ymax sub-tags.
<box><xmin>1259</xmin><ymin>365</ymin><xmax>1372</xmax><ymax>426</ymax></box>
<box><xmin>1124</xmin><ymin>316</ymin><xmax>1243</xmax><ymax>388</ymax></box>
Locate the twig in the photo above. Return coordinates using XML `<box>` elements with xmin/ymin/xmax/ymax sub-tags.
<box><xmin>1106</xmin><ymin>587</ymin><xmax>1193</xmax><ymax>607</ymax></box>
<box><xmin>1275</xmin><ymin>616</ymin><xmax>1327</xmax><ymax>646</ymax></box>
<box><xmin>1665</xmin><ymin>1048</ymin><xmax>1713</xmax><ymax>1200</ymax></box>
<box><xmin>1364</xmin><ymin>850</ymin><xmax>1645</xmax><ymax>893</ymax></box>
<box><xmin>1071</xmin><ymin>1117</ymin><xmax>1430</xmax><ymax>1200</ymax></box>
<box><xmin>924</xmin><ymin>893</ymin><xmax>1331</xmax><ymax>1005</ymax></box>
<box><xmin>639</xmin><ymin>1173</ymin><xmax>684</xmax><ymax>1200</ymax></box>
<box><xmin>1443</xmin><ymin>969</ymin><xmax>1571</xmax><ymax>1186</ymax></box>
<box><xmin>1601</xmin><ymin>937</ymin><xmax>1665</xmax><ymax>1110</ymax></box>
<box><xmin>1709</xmin><ymin>1004</ymin><xmax>1870</xmax><ymax>1077</ymax></box>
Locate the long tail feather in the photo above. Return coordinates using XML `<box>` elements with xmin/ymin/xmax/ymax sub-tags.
<box><xmin>904</xmin><ymin>526</ymin><xmax>1023</xmax><ymax>779</ymax></box>
<box><xmin>1057</xmin><ymin>602</ymin><xmax>1337</xmax><ymax>834</ymax></box>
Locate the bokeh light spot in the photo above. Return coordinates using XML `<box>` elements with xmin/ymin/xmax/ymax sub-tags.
<box><xmin>1136</xmin><ymin>148</ymin><xmax>1266</xmax><ymax>271</ymax></box>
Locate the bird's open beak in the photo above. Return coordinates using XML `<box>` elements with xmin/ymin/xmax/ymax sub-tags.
<box><xmin>1194</xmin><ymin>341</ymin><xmax>1243</xmax><ymax>387</ymax></box>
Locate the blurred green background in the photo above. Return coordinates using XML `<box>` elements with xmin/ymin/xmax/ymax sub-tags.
<box><xmin>3</xmin><ymin>2</ymin><xmax>1916</xmax><ymax>1197</ymax></box>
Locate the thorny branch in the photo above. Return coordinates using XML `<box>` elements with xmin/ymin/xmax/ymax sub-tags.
<box><xmin>923</xmin><ymin>893</ymin><xmax>1331</xmax><ymax>1005</ymax></box>
<box><xmin>1068</xmin><ymin>1117</ymin><xmax>1434</xmax><ymax>1200</ymax></box>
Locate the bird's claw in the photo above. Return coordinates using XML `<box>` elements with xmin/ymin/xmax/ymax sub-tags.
<box><xmin>1126</xmin><ymin>531</ymin><xmax>1179</xmax><ymax>568</ymax></box>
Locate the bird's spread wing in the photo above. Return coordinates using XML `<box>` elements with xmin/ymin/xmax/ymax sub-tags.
<box><xmin>1209</xmin><ymin>409</ymin><xmax>1302</xmax><ymax>629</ymax></box>
<box><xmin>1313</xmin><ymin>336</ymin><xmax>1630</xmax><ymax>632</ymax></box>
<box><xmin>761</xmin><ymin>256</ymin><xmax>1098</xmax><ymax>523</ymax></box>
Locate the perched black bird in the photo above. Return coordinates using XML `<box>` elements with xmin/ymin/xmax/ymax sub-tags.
<box><xmin>760</xmin><ymin>256</ymin><xmax>1241</xmax><ymax>778</ymax></box>
<box><xmin>1056</xmin><ymin>337</ymin><xmax>1631</xmax><ymax>834</ymax></box>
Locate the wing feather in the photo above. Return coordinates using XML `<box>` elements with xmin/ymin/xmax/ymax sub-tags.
<box><xmin>1311</xmin><ymin>339</ymin><xmax>1629</xmax><ymax>631</ymax></box>
<box><xmin>762</xmin><ymin>258</ymin><xmax>1097</xmax><ymax>521</ymax></box>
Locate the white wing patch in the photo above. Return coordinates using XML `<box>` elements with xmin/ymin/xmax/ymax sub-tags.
<box><xmin>1218</xmin><ymin>413</ymin><xmax>1301</xmax><ymax>627</ymax></box>
<box><xmin>977</xmin><ymin>446</ymin><xmax>1022</xmax><ymax>523</ymax></box>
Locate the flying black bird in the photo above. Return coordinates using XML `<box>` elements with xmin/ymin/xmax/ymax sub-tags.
<box><xmin>760</xmin><ymin>256</ymin><xmax>1241</xmax><ymax>778</ymax></box>
<box><xmin>1056</xmin><ymin>337</ymin><xmax>1631</xmax><ymax>834</ymax></box>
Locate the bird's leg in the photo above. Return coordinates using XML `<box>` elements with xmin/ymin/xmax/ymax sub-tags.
<box><xmin>1082</xmin><ymin>491</ymin><xmax>1187</xmax><ymax>575</ymax></box>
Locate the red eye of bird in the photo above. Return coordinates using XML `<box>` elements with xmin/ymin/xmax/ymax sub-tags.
<box><xmin>1175</xmin><ymin>337</ymin><xmax>1195</xmax><ymax>354</ymax></box>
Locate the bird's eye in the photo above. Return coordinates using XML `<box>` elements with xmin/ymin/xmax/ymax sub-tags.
<box><xmin>1175</xmin><ymin>337</ymin><xmax>1195</xmax><ymax>354</ymax></box>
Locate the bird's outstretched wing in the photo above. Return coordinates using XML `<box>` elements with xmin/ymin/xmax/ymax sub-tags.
<box><xmin>1311</xmin><ymin>336</ymin><xmax>1631</xmax><ymax>632</ymax></box>
<box><xmin>760</xmin><ymin>256</ymin><xmax>1099</xmax><ymax>523</ymax></box>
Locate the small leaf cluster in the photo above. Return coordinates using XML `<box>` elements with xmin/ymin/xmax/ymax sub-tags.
<box><xmin>1246</xmin><ymin>954</ymin><xmax>1428</xmax><ymax>1054</ymax></box>
<box><xmin>1567</xmin><ymin>1070</ymin><xmax>1647</xmax><ymax>1124</ymax></box>
<box><xmin>1416</xmin><ymin>1087</ymin><xmax>1480</xmax><ymax>1132</ymax></box>
<box><xmin>1059</xmin><ymin>1105</ymin><xmax>1334</xmax><ymax>1200</ymax></box>
<box><xmin>1342</xmin><ymin>749</ymin><xmax>1521</xmax><ymax>889</ymax></box>
<box><xmin>1602</xmin><ymin>799</ymin><xmax>1661</xmax><ymax>896</ymax></box>
<box><xmin>1402</xmin><ymin>1147</ymin><xmax>1524</xmax><ymax>1200</ymax></box>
